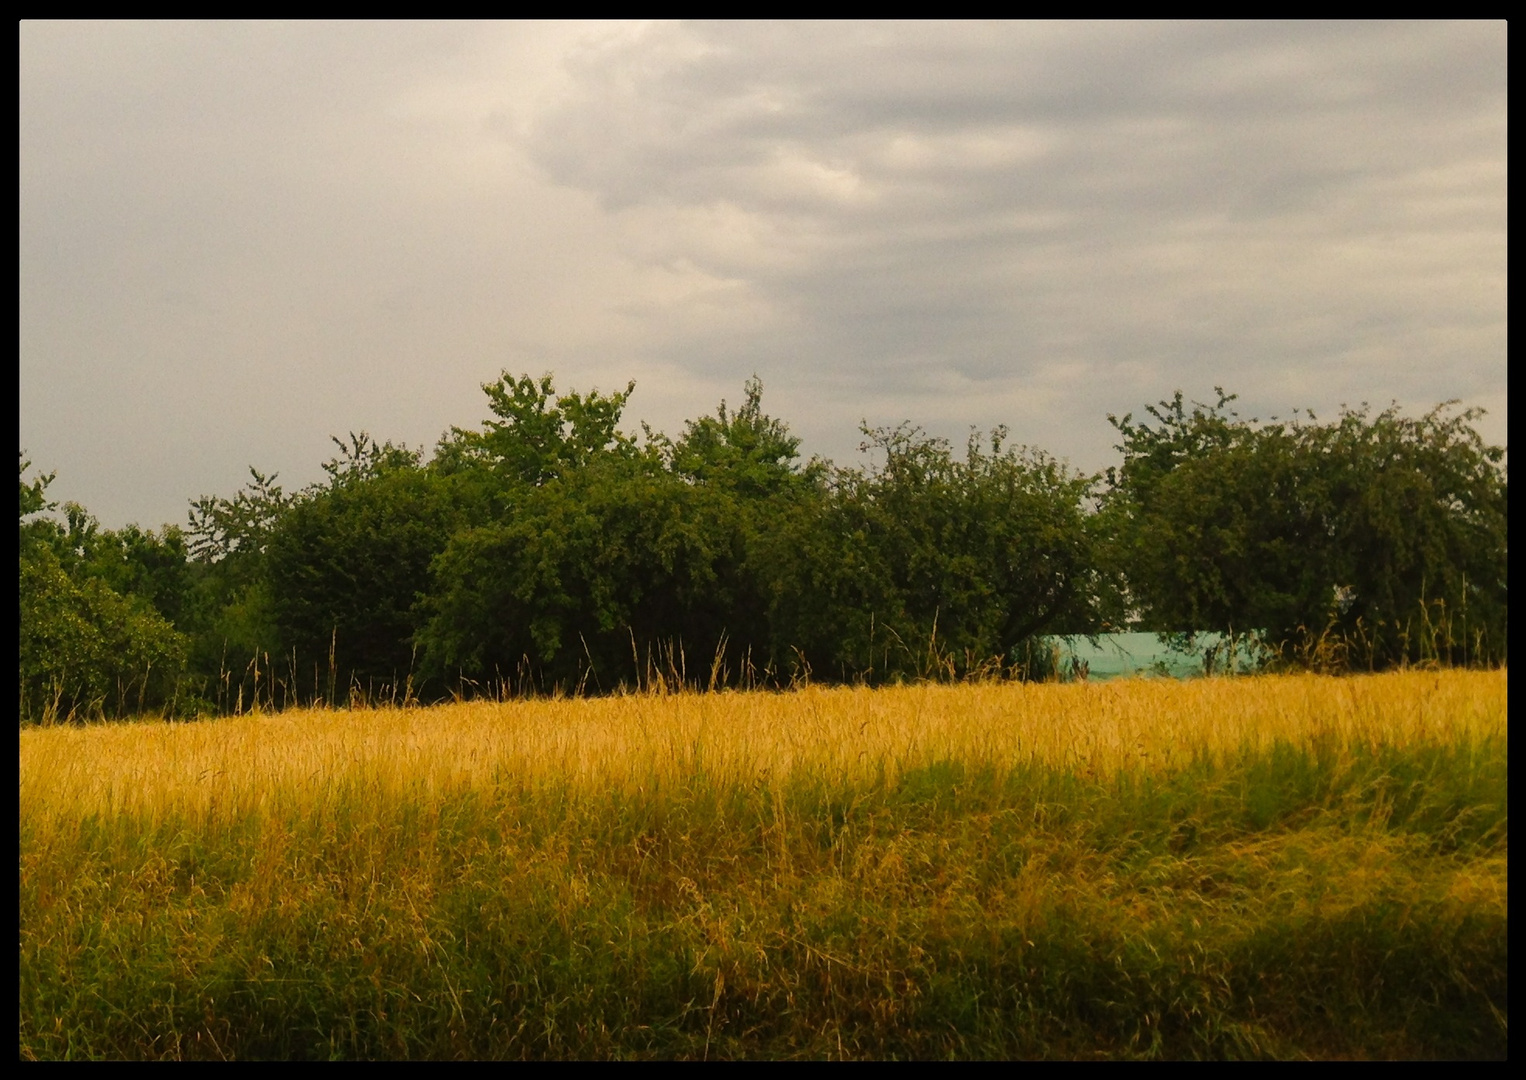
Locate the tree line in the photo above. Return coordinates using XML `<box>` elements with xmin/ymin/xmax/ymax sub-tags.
<box><xmin>19</xmin><ymin>375</ymin><xmax>1508</xmax><ymax>721</ymax></box>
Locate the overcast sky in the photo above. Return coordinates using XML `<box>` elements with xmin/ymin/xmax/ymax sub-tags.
<box><xmin>20</xmin><ymin>20</ymin><xmax>1507</xmax><ymax>530</ymax></box>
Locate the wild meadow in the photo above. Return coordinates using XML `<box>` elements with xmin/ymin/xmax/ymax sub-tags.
<box><xmin>19</xmin><ymin>669</ymin><xmax>1507</xmax><ymax>1059</ymax></box>
<box><xmin>17</xmin><ymin>373</ymin><xmax>1510</xmax><ymax>1058</ymax></box>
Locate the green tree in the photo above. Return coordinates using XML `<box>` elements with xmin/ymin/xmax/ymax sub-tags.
<box><xmin>670</xmin><ymin>376</ymin><xmax>827</xmax><ymax>499</ymax></box>
<box><xmin>180</xmin><ymin>466</ymin><xmax>291</xmax><ymax>706</ymax></box>
<box><xmin>263</xmin><ymin>434</ymin><xmax>459</xmax><ymax>703</ymax></box>
<box><xmin>20</xmin><ymin>549</ymin><xmax>188</xmax><ymax>721</ymax></box>
<box><xmin>19</xmin><ymin>453</ymin><xmax>54</xmax><ymax>525</ymax></box>
<box><xmin>421</xmin><ymin>374</ymin><xmax>808</xmax><ymax>694</ymax></box>
<box><xmin>420</xmin><ymin>451</ymin><xmax>748</xmax><ymax>693</ymax></box>
<box><xmin>19</xmin><ymin>456</ymin><xmax>188</xmax><ymax>721</ymax></box>
<box><xmin>759</xmin><ymin>424</ymin><xmax>1097</xmax><ymax>683</ymax></box>
<box><xmin>433</xmin><ymin>372</ymin><xmax>637</xmax><ymax>490</ymax></box>
<box><xmin>1105</xmin><ymin>391</ymin><xmax>1508</xmax><ymax>668</ymax></box>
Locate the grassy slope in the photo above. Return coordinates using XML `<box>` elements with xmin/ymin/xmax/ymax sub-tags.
<box><xmin>19</xmin><ymin>671</ymin><xmax>1508</xmax><ymax>1059</ymax></box>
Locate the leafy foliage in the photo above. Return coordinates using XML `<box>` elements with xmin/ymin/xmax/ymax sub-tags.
<box><xmin>669</xmin><ymin>376</ymin><xmax>826</xmax><ymax>499</ymax></box>
<box><xmin>1104</xmin><ymin>391</ymin><xmax>1508</xmax><ymax>668</ymax></box>
<box><xmin>186</xmin><ymin>466</ymin><xmax>291</xmax><ymax>563</ymax></box>
<box><xmin>433</xmin><ymin>372</ymin><xmax>637</xmax><ymax>489</ymax></box>
<box><xmin>18</xmin><ymin>375</ymin><xmax>1508</xmax><ymax>720</ymax></box>
<box><xmin>420</xmin><ymin>455</ymin><xmax>749</xmax><ymax>692</ymax></box>
<box><xmin>264</xmin><ymin>436</ymin><xmax>459</xmax><ymax>700</ymax></box>
<box><xmin>759</xmin><ymin>424</ymin><xmax>1096</xmax><ymax>683</ymax></box>
<box><xmin>19</xmin><ymin>456</ymin><xmax>188</xmax><ymax>720</ymax></box>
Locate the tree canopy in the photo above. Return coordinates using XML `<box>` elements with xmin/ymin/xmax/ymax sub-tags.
<box><xmin>18</xmin><ymin>376</ymin><xmax>1508</xmax><ymax>721</ymax></box>
<box><xmin>1103</xmin><ymin>391</ymin><xmax>1508</xmax><ymax>669</ymax></box>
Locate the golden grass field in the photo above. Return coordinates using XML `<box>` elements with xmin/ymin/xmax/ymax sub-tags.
<box><xmin>21</xmin><ymin>670</ymin><xmax>1504</xmax><ymax>822</ymax></box>
<box><xmin>19</xmin><ymin>670</ymin><xmax>1508</xmax><ymax>1060</ymax></box>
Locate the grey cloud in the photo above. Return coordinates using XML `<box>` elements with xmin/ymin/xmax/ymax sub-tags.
<box><xmin>19</xmin><ymin>22</ymin><xmax>1506</xmax><ymax>529</ymax></box>
<box><xmin>519</xmin><ymin>21</ymin><xmax>1505</xmax><ymax>467</ymax></box>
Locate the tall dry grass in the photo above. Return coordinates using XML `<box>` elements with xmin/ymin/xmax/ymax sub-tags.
<box><xmin>20</xmin><ymin>671</ymin><xmax>1508</xmax><ymax>1060</ymax></box>
<box><xmin>21</xmin><ymin>671</ymin><xmax>1502</xmax><ymax>828</ymax></box>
